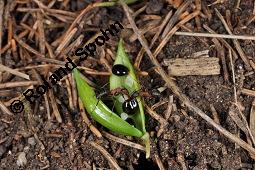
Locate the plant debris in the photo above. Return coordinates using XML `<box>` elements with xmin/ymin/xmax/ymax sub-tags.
<box><xmin>1</xmin><ymin>0</ymin><xmax>255</xmax><ymax>169</ymax></box>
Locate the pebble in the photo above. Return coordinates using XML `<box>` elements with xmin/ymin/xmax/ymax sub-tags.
<box><xmin>17</xmin><ymin>152</ymin><xmax>27</xmax><ymax>167</ymax></box>
<box><xmin>24</xmin><ymin>146</ymin><xmax>30</xmax><ymax>153</ymax></box>
<box><xmin>28</xmin><ymin>137</ymin><xmax>36</xmax><ymax>146</ymax></box>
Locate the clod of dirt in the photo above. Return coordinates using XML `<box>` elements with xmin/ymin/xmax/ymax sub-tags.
<box><xmin>0</xmin><ymin>145</ymin><xmax>7</xmax><ymax>158</ymax></box>
<box><xmin>17</xmin><ymin>152</ymin><xmax>27</xmax><ymax>167</ymax></box>
<box><xmin>146</xmin><ymin>0</ymin><xmax>163</xmax><ymax>14</ymax></box>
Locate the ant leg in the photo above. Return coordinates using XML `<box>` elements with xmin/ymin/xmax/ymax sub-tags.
<box><xmin>101</xmin><ymin>82</ymin><xmax>109</xmax><ymax>89</ymax></box>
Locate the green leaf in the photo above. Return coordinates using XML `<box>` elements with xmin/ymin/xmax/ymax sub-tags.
<box><xmin>109</xmin><ymin>39</ymin><xmax>150</xmax><ymax>158</ymax></box>
<box><xmin>73</xmin><ymin>68</ymin><xmax>143</xmax><ymax>137</ymax></box>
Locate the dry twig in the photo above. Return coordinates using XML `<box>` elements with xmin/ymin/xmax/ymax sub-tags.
<box><xmin>203</xmin><ymin>24</ymin><xmax>239</xmax><ymax>60</ymax></box>
<box><xmin>89</xmin><ymin>141</ymin><xmax>122</xmax><ymax>170</ymax></box>
<box><xmin>0</xmin><ymin>64</ymin><xmax>30</xmax><ymax>80</ymax></box>
<box><xmin>0</xmin><ymin>101</ymin><xmax>14</xmax><ymax>115</ymax></box>
<box><xmin>0</xmin><ymin>0</ymin><xmax>4</xmax><ymax>82</ymax></box>
<box><xmin>144</xmin><ymin>103</ymin><xmax>167</xmax><ymax>125</ymax></box>
<box><xmin>135</xmin><ymin>10</ymin><xmax>173</xmax><ymax>68</ymax></box>
<box><xmin>250</xmin><ymin>100</ymin><xmax>255</xmax><ymax>143</ymax></box>
<box><xmin>241</xmin><ymin>88</ymin><xmax>255</xmax><ymax>97</ymax></box>
<box><xmin>215</xmin><ymin>9</ymin><xmax>251</xmax><ymax>69</ymax></box>
<box><xmin>102</xmin><ymin>131</ymin><xmax>145</xmax><ymax>151</ymax></box>
<box><xmin>155</xmin><ymin>154</ymin><xmax>165</xmax><ymax>170</ymax></box>
<box><xmin>49</xmin><ymin>89</ymin><xmax>62</xmax><ymax>123</ymax></box>
<box><xmin>211</xmin><ymin>38</ymin><xmax>229</xmax><ymax>82</ymax></box>
<box><xmin>174</xmin><ymin>31</ymin><xmax>255</xmax><ymax>41</ymax></box>
<box><xmin>0</xmin><ymin>81</ymin><xmax>38</xmax><ymax>89</ymax></box>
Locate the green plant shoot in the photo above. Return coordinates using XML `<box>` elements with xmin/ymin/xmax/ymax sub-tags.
<box><xmin>109</xmin><ymin>39</ymin><xmax>150</xmax><ymax>158</ymax></box>
<box><xmin>73</xmin><ymin>68</ymin><xmax>143</xmax><ymax>137</ymax></box>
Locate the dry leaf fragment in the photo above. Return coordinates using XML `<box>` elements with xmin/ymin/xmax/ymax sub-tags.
<box><xmin>163</xmin><ymin>57</ymin><xmax>220</xmax><ymax>76</ymax></box>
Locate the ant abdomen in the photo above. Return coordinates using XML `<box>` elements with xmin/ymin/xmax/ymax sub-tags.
<box><xmin>122</xmin><ymin>98</ymin><xmax>139</xmax><ymax>115</ymax></box>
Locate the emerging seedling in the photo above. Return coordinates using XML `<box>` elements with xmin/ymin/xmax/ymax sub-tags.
<box><xmin>109</xmin><ymin>39</ymin><xmax>150</xmax><ymax>158</ymax></box>
<box><xmin>73</xmin><ymin>68</ymin><xmax>143</xmax><ymax>137</ymax></box>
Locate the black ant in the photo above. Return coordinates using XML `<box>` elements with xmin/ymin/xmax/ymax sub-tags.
<box><xmin>94</xmin><ymin>85</ymin><xmax>143</xmax><ymax>115</ymax></box>
<box><xmin>111</xmin><ymin>64</ymin><xmax>160</xmax><ymax>115</ymax></box>
<box><xmin>94</xmin><ymin>64</ymin><xmax>159</xmax><ymax>114</ymax></box>
<box><xmin>92</xmin><ymin>64</ymin><xmax>130</xmax><ymax>107</ymax></box>
<box><xmin>93</xmin><ymin>85</ymin><xmax>130</xmax><ymax>112</ymax></box>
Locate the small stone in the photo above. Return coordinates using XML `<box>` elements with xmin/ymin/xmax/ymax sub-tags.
<box><xmin>23</xmin><ymin>146</ymin><xmax>30</xmax><ymax>153</ymax></box>
<box><xmin>28</xmin><ymin>137</ymin><xmax>36</xmax><ymax>146</ymax></box>
<box><xmin>17</xmin><ymin>152</ymin><xmax>27</xmax><ymax>166</ymax></box>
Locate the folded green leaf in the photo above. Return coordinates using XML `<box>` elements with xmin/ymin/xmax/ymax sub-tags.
<box><xmin>109</xmin><ymin>39</ymin><xmax>150</xmax><ymax>158</ymax></box>
<box><xmin>73</xmin><ymin>68</ymin><xmax>143</xmax><ymax>137</ymax></box>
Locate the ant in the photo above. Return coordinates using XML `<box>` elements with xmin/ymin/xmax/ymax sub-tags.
<box><xmin>93</xmin><ymin>64</ymin><xmax>130</xmax><ymax>105</ymax></box>
<box><xmin>94</xmin><ymin>85</ymin><xmax>144</xmax><ymax>115</ymax></box>
<box><xmin>94</xmin><ymin>64</ymin><xmax>159</xmax><ymax>114</ymax></box>
<box><xmin>93</xmin><ymin>85</ymin><xmax>130</xmax><ymax>112</ymax></box>
<box><xmin>111</xmin><ymin>64</ymin><xmax>160</xmax><ymax>115</ymax></box>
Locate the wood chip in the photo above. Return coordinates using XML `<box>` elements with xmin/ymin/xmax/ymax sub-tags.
<box><xmin>210</xmin><ymin>104</ymin><xmax>220</xmax><ymax>124</ymax></box>
<box><xmin>163</xmin><ymin>57</ymin><xmax>220</xmax><ymax>76</ymax></box>
<box><xmin>50</xmin><ymin>151</ymin><xmax>61</xmax><ymax>158</ymax></box>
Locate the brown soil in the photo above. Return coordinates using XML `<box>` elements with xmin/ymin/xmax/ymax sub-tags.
<box><xmin>1</xmin><ymin>0</ymin><xmax>255</xmax><ymax>169</ymax></box>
